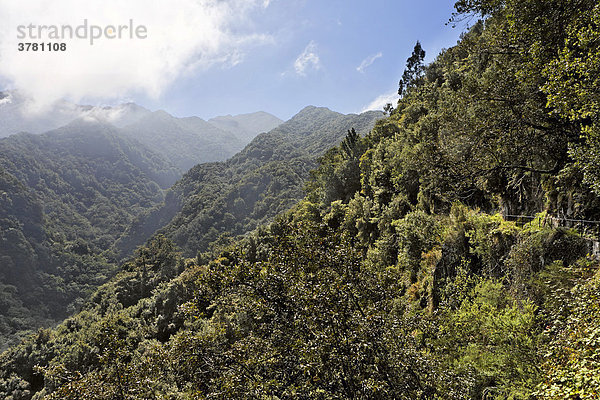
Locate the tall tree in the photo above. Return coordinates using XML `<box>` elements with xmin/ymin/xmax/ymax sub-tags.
<box><xmin>398</xmin><ymin>41</ymin><xmax>426</xmax><ymax>96</ymax></box>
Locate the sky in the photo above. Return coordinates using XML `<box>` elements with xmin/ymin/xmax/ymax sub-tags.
<box><xmin>0</xmin><ymin>0</ymin><xmax>466</xmax><ymax>120</ymax></box>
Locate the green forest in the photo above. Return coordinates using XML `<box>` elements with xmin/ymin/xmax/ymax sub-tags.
<box><xmin>0</xmin><ymin>121</ymin><xmax>179</xmax><ymax>349</ymax></box>
<box><xmin>1</xmin><ymin>0</ymin><xmax>600</xmax><ymax>398</ymax></box>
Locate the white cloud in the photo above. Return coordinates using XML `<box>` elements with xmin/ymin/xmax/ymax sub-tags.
<box><xmin>356</xmin><ymin>52</ymin><xmax>382</xmax><ymax>73</ymax></box>
<box><xmin>294</xmin><ymin>40</ymin><xmax>321</xmax><ymax>76</ymax></box>
<box><xmin>0</xmin><ymin>0</ymin><xmax>272</xmax><ymax>112</ymax></box>
<box><xmin>361</xmin><ymin>90</ymin><xmax>399</xmax><ymax>112</ymax></box>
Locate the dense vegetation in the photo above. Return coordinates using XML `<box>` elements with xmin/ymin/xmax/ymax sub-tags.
<box><xmin>0</xmin><ymin>102</ymin><xmax>371</xmax><ymax>351</ymax></box>
<box><xmin>0</xmin><ymin>120</ymin><xmax>179</xmax><ymax>349</ymax></box>
<box><xmin>2</xmin><ymin>0</ymin><xmax>600</xmax><ymax>398</ymax></box>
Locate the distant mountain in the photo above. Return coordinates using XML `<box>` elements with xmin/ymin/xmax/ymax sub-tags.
<box><xmin>115</xmin><ymin>106</ymin><xmax>383</xmax><ymax>258</ymax></box>
<box><xmin>100</xmin><ymin>110</ymin><xmax>282</xmax><ymax>172</ymax></box>
<box><xmin>120</xmin><ymin>110</ymin><xmax>244</xmax><ymax>171</ymax></box>
<box><xmin>0</xmin><ymin>91</ymin><xmax>281</xmax><ymax>173</ymax></box>
<box><xmin>208</xmin><ymin>111</ymin><xmax>283</xmax><ymax>143</ymax></box>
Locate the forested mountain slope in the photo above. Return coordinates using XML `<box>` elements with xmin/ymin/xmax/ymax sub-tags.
<box><xmin>0</xmin><ymin>120</ymin><xmax>179</xmax><ymax>349</ymax></box>
<box><xmin>0</xmin><ymin>104</ymin><xmax>279</xmax><ymax>348</ymax></box>
<box><xmin>2</xmin><ymin>1</ymin><xmax>600</xmax><ymax>399</ymax></box>
<box><xmin>115</xmin><ymin>106</ymin><xmax>383</xmax><ymax>258</ymax></box>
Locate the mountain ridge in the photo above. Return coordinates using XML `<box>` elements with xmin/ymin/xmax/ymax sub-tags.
<box><xmin>0</xmin><ymin>91</ymin><xmax>282</xmax><ymax>141</ymax></box>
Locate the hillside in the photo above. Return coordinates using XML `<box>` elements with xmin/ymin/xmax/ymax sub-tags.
<box><xmin>115</xmin><ymin>106</ymin><xmax>383</xmax><ymax>258</ymax></box>
<box><xmin>0</xmin><ymin>120</ymin><xmax>179</xmax><ymax>349</ymax></box>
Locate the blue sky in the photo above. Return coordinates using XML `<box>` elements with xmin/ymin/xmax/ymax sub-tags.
<box><xmin>0</xmin><ymin>0</ymin><xmax>466</xmax><ymax>120</ymax></box>
<box><xmin>146</xmin><ymin>0</ymin><xmax>464</xmax><ymax>120</ymax></box>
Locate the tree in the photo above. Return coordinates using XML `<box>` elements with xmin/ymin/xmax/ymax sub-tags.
<box><xmin>398</xmin><ymin>41</ymin><xmax>426</xmax><ymax>96</ymax></box>
<box><xmin>543</xmin><ymin>3</ymin><xmax>600</xmax><ymax>194</ymax></box>
<box><xmin>341</xmin><ymin>128</ymin><xmax>361</xmax><ymax>160</ymax></box>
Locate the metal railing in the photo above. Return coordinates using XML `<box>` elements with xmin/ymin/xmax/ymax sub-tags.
<box><xmin>503</xmin><ymin>213</ymin><xmax>600</xmax><ymax>249</ymax></box>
